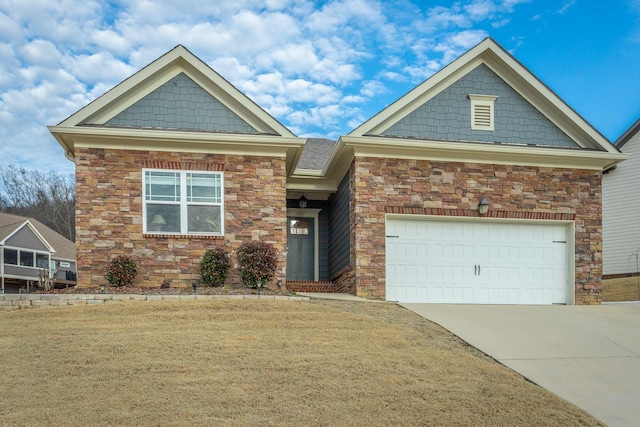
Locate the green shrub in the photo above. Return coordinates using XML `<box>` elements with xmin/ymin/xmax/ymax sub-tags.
<box><xmin>236</xmin><ymin>241</ymin><xmax>278</xmax><ymax>288</ymax></box>
<box><xmin>105</xmin><ymin>255</ymin><xmax>138</xmax><ymax>287</ymax></box>
<box><xmin>200</xmin><ymin>247</ymin><xmax>231</xmax><ymax>287</ymax></box>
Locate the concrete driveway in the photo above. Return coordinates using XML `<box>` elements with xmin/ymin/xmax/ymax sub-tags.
<box><xmin>401</xmin><ymin>302</ymin><xmax>640</xmax><ymax>427</ymax></box>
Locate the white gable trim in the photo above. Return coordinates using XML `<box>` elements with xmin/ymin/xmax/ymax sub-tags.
<box><xmin>54</xmin><ymin>45</ymin><xmax>295</xmax><ymax>137</ymax></box>
<box><xmin>0</xmin><ymin>220</ymin><xmax>56</xmax><ymax>253</ymax></box>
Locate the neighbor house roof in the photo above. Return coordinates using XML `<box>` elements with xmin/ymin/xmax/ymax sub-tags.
<box><xmin>615</xmin><ymin>118</ymin><xmax>640</xmax><ymax>149</ymax></box>
<box><xmin>0</xmin><ymin>212</ymin><xmax>76</xmax><ymax>260</ymax></box>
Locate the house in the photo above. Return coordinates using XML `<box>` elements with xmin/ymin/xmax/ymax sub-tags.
<box><xmin>49</xmin><ymin>39</ymin><xmax>626</xmax><ymax>304</ymax></box>
<box><xmin>0</xmin><ymin>212</ymin><xmax>77</xmax><ymax>293</ymax></box>
<box><xmin>603</xmin><ymin>119</ymin><xmax>640</xmax><ymax>278</ymax></box>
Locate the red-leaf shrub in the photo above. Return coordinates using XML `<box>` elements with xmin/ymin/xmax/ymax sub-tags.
<box><xmin>236</xmin><ymin>241</ymin><xmax>278</xmax><ymax>288</ymax></box>
<box><xmin>200</xmin><ymin>247</ymin><xmax>231</xmax><ymax>287</ymax></box>
<box><xmin>105</xmin><ymin>255</ymin><xmax>138</xmax><ymax>287</ymax></box>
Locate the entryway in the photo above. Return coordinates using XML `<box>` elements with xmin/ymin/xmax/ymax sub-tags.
<box><xmin>286</xmin><ymin>215</ymin><xmax>316</xmax><ymax>281</ymax></box>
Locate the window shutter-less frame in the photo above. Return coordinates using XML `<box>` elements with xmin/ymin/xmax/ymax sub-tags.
<box><xmin>468</xmin><ymin>94</ymin><xmax>498</xmax><ymax>131</ymax></box>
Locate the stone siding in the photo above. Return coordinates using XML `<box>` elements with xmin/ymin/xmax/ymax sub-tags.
<box><xmin>351</xmin><ymin>157</ymin><xmax>603</xmax><ymax>304</ymax></box>
<box><xmin>75</xmin><ymin>147</ymin><xmax>287</xmax><ymax>288</ymax></box>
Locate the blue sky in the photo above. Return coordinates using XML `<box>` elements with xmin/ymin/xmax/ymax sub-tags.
<box><xmin>1</xmin><ymin>0</ymin><xmax>639</xmax><ymax>175</ymax></box>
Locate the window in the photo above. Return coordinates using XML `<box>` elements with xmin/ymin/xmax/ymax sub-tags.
<box><xmin>4</xmin><ymin>248</ymin><xmax>17</xmax><ymax>265</ymax></box>
<box><xmin>20</xmin><ymin>250</ymin><xmax>34</xmax><ymax>267</ymax></box>
<box><xmin>36</xmin><ymin>254</ymin><xmax>49</xmax><ymax>269</ymax></box>
<box><xmin>468</xmin><ymin>94</ymin><xmax>498</xmax><ymax>131</ymax></box>
<box><xmin>289</xmin><ymin>219</ymin><xmax>310</xmax><ymax>235</ymax></box>
<box><xmin>143</xmin><ymin>169</ymin><xmax>223</xmax><ymax>235</ymax></box>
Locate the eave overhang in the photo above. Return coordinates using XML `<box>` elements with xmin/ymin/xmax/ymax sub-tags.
<box><xmin>48</xmin><ymin>125</ymin><xmax>306</xmax><ymax>176</ymax></box>
<box><xmin>339</xmin><ymin>135</ymin><xmax>628</xmax><ymax>171</ymax></box>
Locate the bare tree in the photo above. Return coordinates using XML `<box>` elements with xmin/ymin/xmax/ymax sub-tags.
<box><xmin>0</xmin><ymin>165</ymin><xmax>75</xmax><ymax>241</ymax></box>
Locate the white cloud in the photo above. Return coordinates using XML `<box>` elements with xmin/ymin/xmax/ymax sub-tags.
<box><xmin>258</xmin><ymin>43</ymin><xmax>319</xmax><ymax>75</ymax></box>
<box><xmin>360</xmin><ymin>80</ymin><xmax>387</xmax><ymax>97</ymax></box>
<box><xmin>69</xmin><ymin>52</ymin><xmax>135</xmax><ymax>85</ymax></box>
<box><xmin>287</xmin><ymin>104</ymin><xmax>345</xmax><ymax>128</ymax></box>
<box><xmin>0</xmin><ymin>11</ymin><xmax>25</xmax><ymax>42</ymax></box>
<box><xmin>306</xmin><ymin>0</ymin><xmax>385</xmax><ymax>33</ymax></box>
<box><xmin>20</xmin><ymin>40</ymin><xmax>62</xmax><ymax>67</ymax></box>
<box><xmin>557</xmin><ymin>0</ymin><xmax>577</xmax><ymax>15</ymax></box>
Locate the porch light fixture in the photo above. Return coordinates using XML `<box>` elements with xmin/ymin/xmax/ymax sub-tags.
<box><xmin>298</xmin><ymin>195</ymin><xmax>308</xmax><ymax>209</ymax></box>
<box><xmin>99</xmin><ymin>283</ymin><xmax>105</xmax><ymax>294</ymax></box>
<box><xmin>192</xmin><ymin>282</ymin><xmax>197</xmax><ymax>292</ymax></box>
<box><xmin>478</xmin><ymin>198</ymin><xmax>490</xmax><ymax>215</ymax></box>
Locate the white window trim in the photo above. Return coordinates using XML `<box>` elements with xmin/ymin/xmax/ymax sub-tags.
<box><xmin>142</xmin><ymin>169</ymin><xmax>224</xmax><ymax>236</ymax></box>
<box><xmin>468</xmin><ymin>94</ymin><xmax>498</xmax><ymax>131</ymax></box>
<box><xmin>2</xmin><ymin>246</ymin><xmax>52</xmax><ymax>270</ymax></box>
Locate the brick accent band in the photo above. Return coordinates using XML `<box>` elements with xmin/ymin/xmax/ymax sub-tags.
<box><xmin>385</xmin><ymin>207</ymin><xmax>576</xmax><ymax>221</ymax></box>
<box><xmin>143</xmin><ymin>234</ymin><xmax>224</xmax><ymax>240</ymax></box>
<box><xmin>142</xmin><ymin>160</ymin><xmax>224</xmax><ymax>171</ymax></box>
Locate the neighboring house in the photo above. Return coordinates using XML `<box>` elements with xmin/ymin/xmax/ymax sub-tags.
<box><xmin>49</xmin><ymin>39</ymin><xmax>625</xmax><ymax>305</ymax></box>
<box><xmin>603</xmin><ymin>119</ymin><xmax>640</xmax><ymax>277</ymax></box>
<box><xmin>0</xmin><ymin>212</ymin><xmax>77</xmax><ymax>293</ymax></box>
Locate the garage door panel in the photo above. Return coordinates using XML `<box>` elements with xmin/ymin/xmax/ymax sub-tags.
<box><xmin>386</xmin><ymin>218</ymin><xmax>569</xmax><ymax>305</ymax></box>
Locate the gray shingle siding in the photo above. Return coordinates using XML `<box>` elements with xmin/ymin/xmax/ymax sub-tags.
<box><xmin>328</xmin><ymin>173</ymin><xmax>351</xmax><ymax>278</ymax></box>
<box><xmin>382</xmin><ymin>64</ymin><xmax>578</xmax><ymax>148</ymax></box>
<box><xmin>106</xmin><ymin>73</ymin><xmax>258</xmax><ymax>134</ymax></box>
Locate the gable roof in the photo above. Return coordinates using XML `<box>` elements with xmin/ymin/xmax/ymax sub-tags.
<box><xmin>350</xmin><ymin>38</ymin><xmax>617</xmax><ymax>153</ymax></box>
<box><xmin>0</xmin><ymin>212</ymin><xmax>75</xmax><ymax>260</ymax></box>
<box><xmin>615</xmin><ymin>118</ymin><xmax>640</xmax><ymax>149</ymax></box>
<box><xmin>334</xmin><ymin>38</ymin><xmax>626</xmax><ymax>175</ymax></box>
<box><xmin>56</xmin><ymin>45</ymin><xmax>294</xmax><ymax>136</ymax></box>
<box><xmin>49</xmin><ymin>45</ymin><xmax>304</xmax><ymax>174</ymax></box>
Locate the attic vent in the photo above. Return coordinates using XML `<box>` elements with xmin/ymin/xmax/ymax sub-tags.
<box><xmin>468</xmin><ymin>94</ymin><xmax>498</xmax><ymax>131</ymax></box>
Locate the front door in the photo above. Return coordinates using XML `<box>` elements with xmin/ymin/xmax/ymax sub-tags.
<box><xmin>286</xmin><ymin>217</ymin><xmax>314</xmax><ymax>281</ymax></box>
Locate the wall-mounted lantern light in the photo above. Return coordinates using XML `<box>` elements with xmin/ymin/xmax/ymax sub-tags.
<box><xmin>478</xmin><ymin>198</ymin><xmax>490</xmax><ymax>215</ymax></box>
<box><xmin>298</xmin><ymin>195</ymin><xmax>308</xmax><ymax>209</ymax></box>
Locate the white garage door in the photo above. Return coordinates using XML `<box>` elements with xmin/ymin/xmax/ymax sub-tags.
<box><xmin>386</xmin><ymin>218</ymin><xmax>569</xmax><ymax>304</ymax></box>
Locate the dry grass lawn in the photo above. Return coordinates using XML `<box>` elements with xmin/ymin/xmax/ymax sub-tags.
<box><xmin>602</xmin><ymin>276</ymin><xmax>640</xmax><ymax>302</ymax></box>
<box><xmin>0</xmin><ymin>300</ymin><xmax>602</xmax><ymax>426</ymax></box>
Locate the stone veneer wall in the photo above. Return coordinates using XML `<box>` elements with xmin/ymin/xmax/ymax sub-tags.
<box><xmin>75</xmin><ymin>148</ymin><xmax>287</xmax><ymax>288</ymax></box>
<box><xmin>351</xmin><ymin>157</ymin><xmax>603</xmax><ymax>305</ymax></box>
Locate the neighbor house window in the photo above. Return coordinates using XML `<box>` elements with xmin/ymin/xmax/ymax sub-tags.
<box><xmin>143</xmin><ymin>169</ymin><xmax>223</xmax><ymax>235</ymax></box>
<box><xmin>20</xmin><ymin>250</ymin><xmax>34</xmax><ymax>267</ymax></box>
<box><xmin>4</xmin><ymin>248</ymin><xmax>18</xmax><ymax>265</ymax></box>
<box><xmin>36</xmin><ymin>254</ymin><xmax>49</xmax><ymax>269</ymax></box>
<box><xmin>468</xmin><ymin>94</ymin><xmax>498</xmax><ymax>131</ymax></box>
